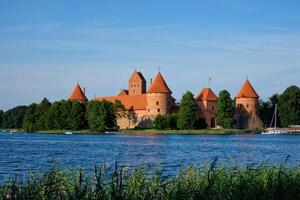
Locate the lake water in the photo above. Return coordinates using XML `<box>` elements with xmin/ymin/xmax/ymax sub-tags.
<box><xmin>0</xmin><ymin>132</ymin><xmax>300</xmax><ymax>183</ymax></box>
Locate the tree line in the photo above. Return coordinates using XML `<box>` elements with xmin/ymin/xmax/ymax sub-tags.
<box><xmin>0</xmin><ymin>85</ymin><xmax>299</xmax><ymax>131</ymax></box>
<box><xmin>0</xmin><ymin>98</ymin><xmax>126</xmax><ymax>132</ymax></box>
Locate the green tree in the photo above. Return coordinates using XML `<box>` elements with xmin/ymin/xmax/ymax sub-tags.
<box><xmin>259</xmin><ymin>94</ymin><xmax>281</xmax><ymax>127</ymax></box>
<box><xmin>86</xmin><ymin>100</ymin><xmax>117</xmax><ymax>132</ymax></box>
<box><xmin>177</xmin><ymin>91</ymin><xmax>198</xmax><ymax>130</ymax></box>
<box><xmin>216</xmin><ymin>90</ymin><xmax>235</xmax><ymax>128</ymax></box>
<box><xmin>278</xmin><ymin>86</ymin><xmax>300</xmax><ymax>127</ymax></box>
<box><xmin>65</xmin><ymin>100</ymin><xmax>87</xmax><ymax>130</ymax></box>
<box><xmin>22</xmin><ymin>103</ymin><xmax>37</xmax><ymax>132</ymax></box>
<box><xmin>2</xmin><ymin>106</ymin><xmax>28</xmax><ymax>129</ymax></box>
<box><xmin>0</xmin><ymin>110</ymin><xmax>3</xmax><ymax>128</ymax></box>
<box><xmin>152</xmin><ymin>114</ymin><xmax>168</xmax><ymax>130</ymax></box>
<box><xmin>47</xmin><ymin>100</ymin><xmax>68</xmax><ymax>130</ymax></box>
<box><xmin>35</xmin><ymin>98</ymin><xmax>51</xmax><ymax>130</ymax></box>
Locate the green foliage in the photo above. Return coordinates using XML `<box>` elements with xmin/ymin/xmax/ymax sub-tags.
<box><xmin>177</xmin><ymin>91</ymin><xmax>198</xmax><ymax>130</ymax></box>
<box><xmin>34</xmin><ymin>98</ymin><xmax>51</xmax><ymax>130</ymax></box>
<box><xmin>1</xmin><ymin>165</ymin><xmax>300</xmax><ymax>200</ymax></box>
<box><xmin>278</xmin><ymin>85</ymin><xmax>300</xmax><ymax>127</ymax></box>
<box><xmin>87</xmin><ymin>100</ymin><xmax>117</xmax><ymax>132</ymax></box>
<box><xmin>2</xmin><ymin>106</ymin><xmax>27</xmax><ymax>129</ymax></box>
<box><xmin>0</xmin><ymin>110</ymin><xmax>3</xmax><ymax>128</ymax></box>
<box><xmin>216</xmin><ymin>90</ymin><xmax>235</xmax><ymax>128</ymax></box>
<box><xmin>22</xmin><ymin>103</ymin><xmax>37</xmax><ymax>132</ymax></box>
<box><xmin>259</xmin><ymin>94</ymin><xmax>281</xmax><ymax>127</ymax></box>
<box><xmin>153</xmin><ymin>114</ymin><xmax>178</xmax><ymax>130</ymax></box>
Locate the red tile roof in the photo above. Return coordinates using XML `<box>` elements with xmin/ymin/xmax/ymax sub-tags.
<box><xmin>236</xmin><ymin>79</ymin><xmax>259</xmax><ymax>98</ymax></box>
<box><xmin>94</xmin><ymin>94</ymin><xmax>147</xmax><ymax>110</ymax></box>
<box><xmin>130</xmin><ymin>70</ymin><xmax>146</xmax><ymax>83</ymax></box>
<box><xmin>196</xmin><ymin>88</ymin><xmax>217</xmax><ymax>101</ymax></box>
<box><xmin>69</xmin><ymin>83</ymin><xmax>88</xmax><ymax>102</ymax></box>
<box><xmin>118</xmin><ymin>89</ymin><xmax>128</xmax><ymax>96</ymax></box>
<box><xmin>147</xmin><ymin>72</ymin><xmax>172</xmax><ymax>93</ymax></box>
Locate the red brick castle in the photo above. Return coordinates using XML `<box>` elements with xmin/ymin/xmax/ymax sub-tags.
<box><xmin>68</xmin><ymin>71</ymin><xmax>262</xmax><ymax>129</ymax></box>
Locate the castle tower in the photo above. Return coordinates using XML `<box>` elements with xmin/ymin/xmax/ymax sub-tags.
<box><xmin>69</xmin><ymin>83</ymin><xmax>88</xmax><ymax>104</ymax></box>
<box><xmin>128</xmin><ymin>70</ymin><xmax>147</xmax><ymax>95</ymax></box>
<box><xmin>146</xmin><ymin>72</ymin><xmax>172</xmax><ymax>116</ymax></box>
<box><xmin>235</xmin><ymin>79</ymin><xmax>262</xmax><ymax>129</ymax></box>
<box><xmin>196</xmin><ymin>88</ymin><xmax>218</xmax><ymax>128</ymax></box>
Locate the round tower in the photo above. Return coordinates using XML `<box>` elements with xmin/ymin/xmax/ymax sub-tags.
<box><xmin>235</xmin><ymin>79</ymin><xmax>262</xmax><ymax>129</ymax></box>
<box><xmin>146</xmin><ymin>72</ymin><xmax>172</xmax><ymax>116</ymax></box>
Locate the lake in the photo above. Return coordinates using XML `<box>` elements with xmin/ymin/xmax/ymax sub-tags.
<box><xmin>0</xmin><ymin>132</ymin><xmax>300</xmax><ymax>183</ymax></box>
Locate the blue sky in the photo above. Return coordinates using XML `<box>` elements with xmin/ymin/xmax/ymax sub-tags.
<box><xmin>0</xmin><ymin>0</ymin><xmax>300</xmax><ymax>110</ymax></box>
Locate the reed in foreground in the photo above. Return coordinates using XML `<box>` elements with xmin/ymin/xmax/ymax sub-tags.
<box><xmin>1</xmin><ymin>164</ymin><xmax>300</xmax><ymax>200</ymax></box>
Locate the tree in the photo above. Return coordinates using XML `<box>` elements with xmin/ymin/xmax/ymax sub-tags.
<box><xmin>47</xmin><ymin>100</ymin><xmax>68</xmax><ymax>130</ymax></box>
<box><xmin>177</xmin><ymin>91</ymin><xmax>198</xmax><ymax>130</ymax></box>
<box><xmin>152</xmin><ymin>114</ymin><xmax>168</xmax><ymax>130</ymax></box>
<box><xmin>66</xmin><ymin>100</ymin><xmax>87</xmax><ymax>130</ymax></box>
<box><xmin>86</xmin><ymin>100</ymin><xmax>117</xmax><ymax>132</ymax></box>
<box><xmin>259</xmin><ymin>94</ymin><xmax>280</xmax><ymax>127</ymax></box>
<box><xmin>0</xmin><ymin>110</ymin><xmax>3</xmax><ymax>128</ymax></box>
<box><xmin>35</xmin><ymin>98</ymin><xmax>51</xmax><ymax>130</ymax></box>
<box><xmin>22</xmin><ymin>103</ymin><xmax>37</xmax><ymax>132</ymax></box>
<box><xmin>216</xmin><ymin>90</ymin><xmax>235</xmax><ymax>128</ymax></box>
<box><xmin>278</xmin><ymin>86</ymin><xmax>300</xmax><ymax>127</ymax></box>
<box><xmin>2</xmin><ymin>106</ymin><xmax>28</xmax><ymax>129</ymax></box>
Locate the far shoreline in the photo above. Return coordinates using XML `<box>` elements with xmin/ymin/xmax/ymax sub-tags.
<box><xmin>1</xmin><ymin>128</ymin><xmax>262</xmax><ymax>135</ymax></box>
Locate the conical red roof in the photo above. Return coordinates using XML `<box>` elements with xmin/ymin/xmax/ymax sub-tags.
<box><xmin>147</xmin><ymin>72</ymin><xmax>172</xmax><ymax>93</ymax></box>
<box><xmin>236</xmin><ymin>79</ymin><xmax>259</xmax><ymax>98</ymax></box>
<box><xmin>196</xmin><ymin>88</ymin><xmax>217</xmax><ymax>101</ymax></box>
<box><xmin>69</xmin><ymin>83</ymin><xmax>88</xmax><ymax>102</ymax></box>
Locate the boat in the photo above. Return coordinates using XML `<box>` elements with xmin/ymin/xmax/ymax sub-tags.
<box><xmin>261</xmin><ymin>104</ymin><xmax>290</xmax><ymax>135</ymax></box>
<box><xmin>65</xmin><ymin>131</ymin><xmax>73</xmax><ymax>135</ymax></box>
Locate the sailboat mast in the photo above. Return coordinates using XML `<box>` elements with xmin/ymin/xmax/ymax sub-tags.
<box><xmin>274</xmin><ymin>104</ymin><xmax>277</xmax><ymax>129</ymax></box>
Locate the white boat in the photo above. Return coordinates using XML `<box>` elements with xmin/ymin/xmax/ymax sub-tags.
<box><xmin>65</xmin><ymin>131</ymin><xmax>73</xmax><ymax>135</ymax></box>
<box><xmin>261</xmin><ymin>104</ymin><xmax>290</xmax><ymax>135</ymax></box>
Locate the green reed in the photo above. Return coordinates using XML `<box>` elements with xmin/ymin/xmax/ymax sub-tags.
<box><xmin>1</xmin><ymin>163</ymin><xmax>300</xmax><ymax>200</ymax></box>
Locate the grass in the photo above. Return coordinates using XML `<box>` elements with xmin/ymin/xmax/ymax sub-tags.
<box><xmin>1</xmin><ymin>163</ymin><xmax>300</xmax><ymax>200</ymax></box>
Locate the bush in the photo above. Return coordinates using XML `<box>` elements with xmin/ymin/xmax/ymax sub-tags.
<box><xmin>152</xmin><ymin>114</ymin><xmax>178</xmax><ymax>130</ymax></box>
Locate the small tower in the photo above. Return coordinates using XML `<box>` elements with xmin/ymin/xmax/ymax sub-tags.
<box><xmin>235</xmin><ymin>79</ymin><xmax>262</xmax><ymax>129</ymax></box>
<box><xmin>128</xmin><ymin>70</ymin><xmax>147</xmax><ymax>95</ymax></box>
<box><xmin>196</xmin><ymin>88</ymin><xmax>217</xmax><ymax>128</ymax></box>
<box><xmin>69</xmin><ymin>83</ymin><xmax>88</xmax><ymax>104</ymax></box>
<box><xmin>146</xmin><ymin>72</ymin><xmax>172</xmax><ymax>116</ymax></box>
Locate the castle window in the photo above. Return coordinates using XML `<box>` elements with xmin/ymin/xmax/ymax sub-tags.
<box><xmin>157</xmin><ymin>108</ymin><xmax>160</xmax><ymax>113</ymax></box>
<box><xmin>246</xmin><ymin>104</ymin><xmax>249</xmax><ymax>108</ymax></box>
<box><xmin>212</xmin><ymin>106</ymin><xmax>214</xmax><ymax>110</ymax></box>
<box><xmin>250</xmin><ymin>111</ymin><xmax>253</xmax><ymax>114</ymax></box>
<box><xmin>156</xmin><ymin>101</ymin><xmax>159</xmax><ymax>105</ymax></box>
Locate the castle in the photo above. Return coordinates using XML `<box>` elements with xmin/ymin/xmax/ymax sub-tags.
<box><xmin>68</xmin><ymin>70</ymin><xmax>263</xmax><ymax>129</ymax></box>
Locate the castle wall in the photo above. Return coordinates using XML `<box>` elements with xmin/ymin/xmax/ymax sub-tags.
<box><xmin>128</xmin><ymin>75</ymin><xmax>146</xmax><ymax>95</ymax></box>
<box><xmin>197</xmin><ymin>100</ymin><xmax>217</xmax><ymax>128</ymax></box>
<box><xmin>235</xmin><ymin>97</ymin><xmax>262</xmax><ymax>129</ymax></box>
<box><xmin>146</xmin><ymin>93</ymin><xmax>171</xmax><ymax>116</ymax></box>
<box><xmin>116</xmin><ymin>109</ymin><xmax>153</xmax><ymax>129</ymax></box>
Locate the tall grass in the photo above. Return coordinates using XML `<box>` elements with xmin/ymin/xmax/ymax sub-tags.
<box><xmin>1</xmin><ymin>163</ymin><xmax>300</xmax><ymax>200</ymax></box>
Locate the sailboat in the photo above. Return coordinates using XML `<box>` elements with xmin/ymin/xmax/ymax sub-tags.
<box><xmin>261</xmin><ymin>104</ymin><xmax>290</xmax><ymax>135</ymax></box>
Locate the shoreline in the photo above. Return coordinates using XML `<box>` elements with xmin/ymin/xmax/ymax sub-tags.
<box><xmin>1</xmin><ymin>128</ymin><xmax>262</xmax><ymax>135</ymax></box>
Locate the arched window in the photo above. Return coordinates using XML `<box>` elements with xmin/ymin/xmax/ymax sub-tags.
<box><xmin>157</xmin><ymin>108</ymin><xmax>160</xmax><ymax>113</ymax></box>
<box><xmin>156</xmin><ymin>101</ymin><xmax>159</xmax><ymax>105</ymax></box>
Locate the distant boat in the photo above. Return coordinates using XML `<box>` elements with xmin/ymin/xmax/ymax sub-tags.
<box><xmin>65</xmin><ymin>131</ymin><xmax>73</xmax><ymax>135</ymax></box>
<box><xmin>262</xmin><ymin>104</ymin><xmax>290</xmax><ymax>135</ymax></box>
